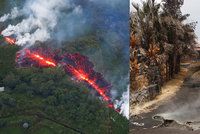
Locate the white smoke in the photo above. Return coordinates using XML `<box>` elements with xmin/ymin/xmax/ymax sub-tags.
<box><xmin>1</xmin><ymin>0</ymin><xmax>82</xmax><ymax>46</ymax></box>
<box><xmin>115</xmin><ymin>85</ymin><xmax>129</xmax><ymax>119</ymax></box>
<box><xmin>0</xmin><ymin>7</ymin><xmax>22</xmax><ymax>22</ymax></box>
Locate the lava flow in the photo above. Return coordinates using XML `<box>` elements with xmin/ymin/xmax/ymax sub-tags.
<box><xmin>2</xmin><ymin>35</ymin><xmax>119</xmax><ymax>112</ymax></box>
<box><xmin>4</xmin><ymin>36</ymin><xmax>16</xmax><ymax>45</ymax></box>
<box><xmin>64</xmin><ymin>63</ymin><xmax>117</xmax><ymax>110</ymax></box>
<box><xmin>61</xmin><ymin>53</ymin><xmax>118</xmax><ymax>110</ymax></box>
<box><xmin>0</xmin><ymin>33</ymin><xmax>16</xmax><ymax>45</ymax></box>
<box><xmin>65</xmin><ymin>64</ymin><xmax>110</xmax><ymax>100</ymax></box>
<box><xmin>25</xmin><ymin>49</ymin><xmax>57</xmax><ymax>67</ymax></box>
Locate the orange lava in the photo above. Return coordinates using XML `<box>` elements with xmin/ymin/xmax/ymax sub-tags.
<box><xmin>25</xmin><ymin>50</ymin><xmax>57</xmax><ymax>67</ymax></box>
<box><xmin>66</xmin><ymin>64</ymin><xmax>110</xmax><ymax>101</ymax></box>
<box><xmin>4</xmin><ymin>36</ymin><xmax>16</xmax><ymax>45</ymax></box>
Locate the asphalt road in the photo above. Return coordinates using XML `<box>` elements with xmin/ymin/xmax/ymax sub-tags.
<box><xmin>130</xmin><ymin>62</ymin><xmax>200</xmax><ymax>134</ymax></box>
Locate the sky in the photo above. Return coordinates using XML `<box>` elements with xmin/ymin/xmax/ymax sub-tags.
<box><xmin>130</xmin><ymin>0</ymin><xmax>200</xmax><ymax>41</ymax></box>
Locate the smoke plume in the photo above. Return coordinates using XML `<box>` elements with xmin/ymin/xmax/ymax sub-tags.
<box><xmin>1</xmin><ymin>0</ymin><xmax>84</xmax><ymax>46</ymax></box>
<box><xmin>115</xmin><ymin>85</ymin><xmax>130</xmax><ymax>119</ymax></box>
<box><xmin>0</xmin><ymin>7</ymin><xmax>22</xmax><ymax>22</ymax></box>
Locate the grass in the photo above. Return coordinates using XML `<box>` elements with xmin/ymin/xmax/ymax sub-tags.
<box><xmin>0</xmin><ymin>92</ymin><xmax>72</xmax><ymax>134</ymax></box>
<box><xmin>0</xmin><ymin>115</ymin><xmax>78</xmax><ymax>134</ymax></box>
<box><xmin>0</xmin><ymin>127</ymin><xmax>25</xmax><ymax>134</ymax></box>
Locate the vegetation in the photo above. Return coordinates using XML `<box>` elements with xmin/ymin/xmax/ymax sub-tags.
<box><xmin>0</xmin><ymin>43</ymin><xmax>128</xmax><ymax>134</ymax></box>
<box><xmin>130</xmin><ymin>0</ymin><xmax>197</xmax><ymax>98</ymax></box>
<box><xmin>0</xmin><ymin>45</ymin><xmax>19</xmax><ymax>85</ymax></box>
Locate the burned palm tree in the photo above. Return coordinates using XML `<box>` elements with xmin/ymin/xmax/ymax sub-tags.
<box><xmin>131</xmin><ymin>0</ymin><xmax>163</xmax><ymax>88</ymax></box>
<box><xmin>130</xmin><ymin>0</ymin><xmax>197</xmax><ymax>104</ymax></box>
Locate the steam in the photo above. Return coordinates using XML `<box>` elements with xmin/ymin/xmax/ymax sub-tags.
<box><xmin>115</xmin><ymin>85</ymin><xmax>129</xmax><ymax>119</ymax></box>
<box><xmin>159</xmin><ymin>98</ymin><xmax>200</xmax><ymax>123</ymax></box>
<box><xmin>1</xmin><ymin>0</ymin><xmax>83</xmax><ymax>46</ymax></box>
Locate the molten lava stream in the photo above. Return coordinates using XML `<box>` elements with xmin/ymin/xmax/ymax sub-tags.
<box><xmin>4</xmin><ymin>36</ymin><xmax>16</xmax><ymax>45</ymax></box>
<box><xmin>23</xmin><ymin>50</ymin><xmax>111</xmax><ymax>102</ymax></box>
<box><xmin>25</xmin><ymin>49</ymin><xmax>57</xmax><ymax>67</ymax></box>
<box><xmin>64</xmin><ymin>64</ymin><xmax>119</xmax><ymax>112</ymax></box>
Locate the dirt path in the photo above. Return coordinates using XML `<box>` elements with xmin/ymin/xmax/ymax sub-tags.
<box><xmin>132</xmin><ymin>67</ymin><xmax>188</xmax><ymax>115</ymax></box>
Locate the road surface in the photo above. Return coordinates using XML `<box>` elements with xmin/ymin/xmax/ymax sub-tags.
<box><xmin>130</xmin><ymin>62</ymin><xmax>200</xmax><ymax>134</ymax></box>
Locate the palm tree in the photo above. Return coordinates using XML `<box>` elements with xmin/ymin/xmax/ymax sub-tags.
<box><xmin>130</xmin><ymin>0</ymin><xmax>197</xmax><ymax>93</ymax></box>
<box><xmin>131</xmin><ymin>0</ymin><xmax>164</xmax><ymax>86</ymax></box>
<box><xmin>161</xmin><ymin>0</ymin><xmax>197</xmax><ymax>76</ymax></box>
